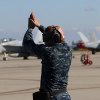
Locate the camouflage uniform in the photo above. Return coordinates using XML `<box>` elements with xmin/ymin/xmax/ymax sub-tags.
<box><xmin>23</xmin><ymin>25</ymin><xmax>72</xmax><ymax>100</ymax></box>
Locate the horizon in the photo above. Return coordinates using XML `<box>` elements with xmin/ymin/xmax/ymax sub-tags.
<box><xmin>0</xmin><ymin>0</ymin><xmax>100</xmax><ymax>42</ymax></box>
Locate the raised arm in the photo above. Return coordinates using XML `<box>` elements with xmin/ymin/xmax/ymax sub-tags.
<box><xmin>29</xmin><ymin>12</ymin><xmax>46</xmax><ymax>33</ymax></box>
<box><xmin>22</xmin><ymin>12</ymin><xmax>45</xmax><ymax>57</ymax></box>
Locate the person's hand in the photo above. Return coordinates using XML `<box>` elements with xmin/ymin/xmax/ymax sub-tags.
<box><xmin>29</xmin><ymin>12</ymin><xmax>40</xmax><ymax>28</ymax></box>
<box><xmin>28</xmin><ymin>18</ymin><xmax>35</xmax><ymax>29</ymax></box>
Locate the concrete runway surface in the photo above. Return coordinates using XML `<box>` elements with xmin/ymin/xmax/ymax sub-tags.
<box><xmin>0</xmin><ymin>51</ymin><xmax>100</xmax><ymax>100</ymax></box>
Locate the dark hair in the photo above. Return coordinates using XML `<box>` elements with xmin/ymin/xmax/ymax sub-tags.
<box><xmin>43</xmin><ymin>26</ymin><xmax>61</xmax><ymax>43</ymax></box>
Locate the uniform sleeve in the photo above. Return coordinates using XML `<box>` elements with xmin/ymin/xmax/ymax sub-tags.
<box><xmin>22</xmin><ymin>28</ymin><xmax>45</xmax><ymax>58</ymax></box>
<box><xmin>38</xmin><ymin>25</ymin><xmax>46</xmax><ymax>34</ymax></box>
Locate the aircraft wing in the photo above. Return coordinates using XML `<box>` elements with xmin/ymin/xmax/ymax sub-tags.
<box><xmin>2</xmin><ymin>45</ymin><xmax>23</xmax><ymax>53</ymax></box>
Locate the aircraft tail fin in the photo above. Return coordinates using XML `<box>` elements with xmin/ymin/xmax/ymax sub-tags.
<box><xmin>77</xmin><ymin>32</ymin><xmax>89</xmax><ymax>43</ymax></box>
<box><xmin>34</xmin><ymin>30</ymin><xmax>44</xmax><ymax>44</ymax></box>
<box><xmin>88</xmin><ymin>32</ymin><xmax>97</xmax><ymax>42</ymax></box>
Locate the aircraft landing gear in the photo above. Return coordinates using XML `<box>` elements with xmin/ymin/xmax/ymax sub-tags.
<box><xmin>23</xmin><ymin>56</ymin><xmax>28</xmax><ymax>60</ymax></box>
<box><xmin>3</xmin><ymin>52</ymin><xmax>8</xmax><ymax>61</ymax></box>
<box><xmin>80</xmin><ymin>53</ymin><xmax>93</xmax><ymax>65</ymax></box>
<box><xmin>3</xmin><ymin>57</ymin><xmax>7</xmax><ymax>61</ymax></box>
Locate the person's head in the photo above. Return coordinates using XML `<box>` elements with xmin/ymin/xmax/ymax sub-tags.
<box><xmin>43</xmin><ymin>25</ymin><xmax>64</xmax><ymax>46</ymax></box>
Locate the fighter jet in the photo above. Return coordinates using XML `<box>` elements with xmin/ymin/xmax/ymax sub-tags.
<box><xmin>77</xmin><ymin>32</ymin><xmax>100</xmax><ymax>54</ymax></box>
<box><xmin>0</xmin><ymin>30</ymin><xmax>44</xmax><ymax>60</ymax></box>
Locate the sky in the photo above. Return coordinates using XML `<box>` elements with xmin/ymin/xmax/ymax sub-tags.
<box><xmin>0</xmin><ymin>0</ymin><xmax>100</xmax><ymax>42</ymax></box>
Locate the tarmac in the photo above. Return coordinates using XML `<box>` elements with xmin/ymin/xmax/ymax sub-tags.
<box><xmin>0</xmin><ymin>51</ymin><xmax>100</xmax><ymax>100</ymax></box>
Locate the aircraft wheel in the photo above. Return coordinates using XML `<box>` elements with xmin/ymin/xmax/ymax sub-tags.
<box><xmin>23</xmin><ymin>56</ymin><xmax>28</xmax><ymax>60</ymax></box>
<box><xmin>3</xmin><ymin>57</ymin><xmax>7</xmax><ymax>61</ymax></box>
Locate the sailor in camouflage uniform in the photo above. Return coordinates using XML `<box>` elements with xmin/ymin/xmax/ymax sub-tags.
<box><xmin>23</xmin><ymin>12</ymin><xmax>72</xmax><ymax>100</ymax></box>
